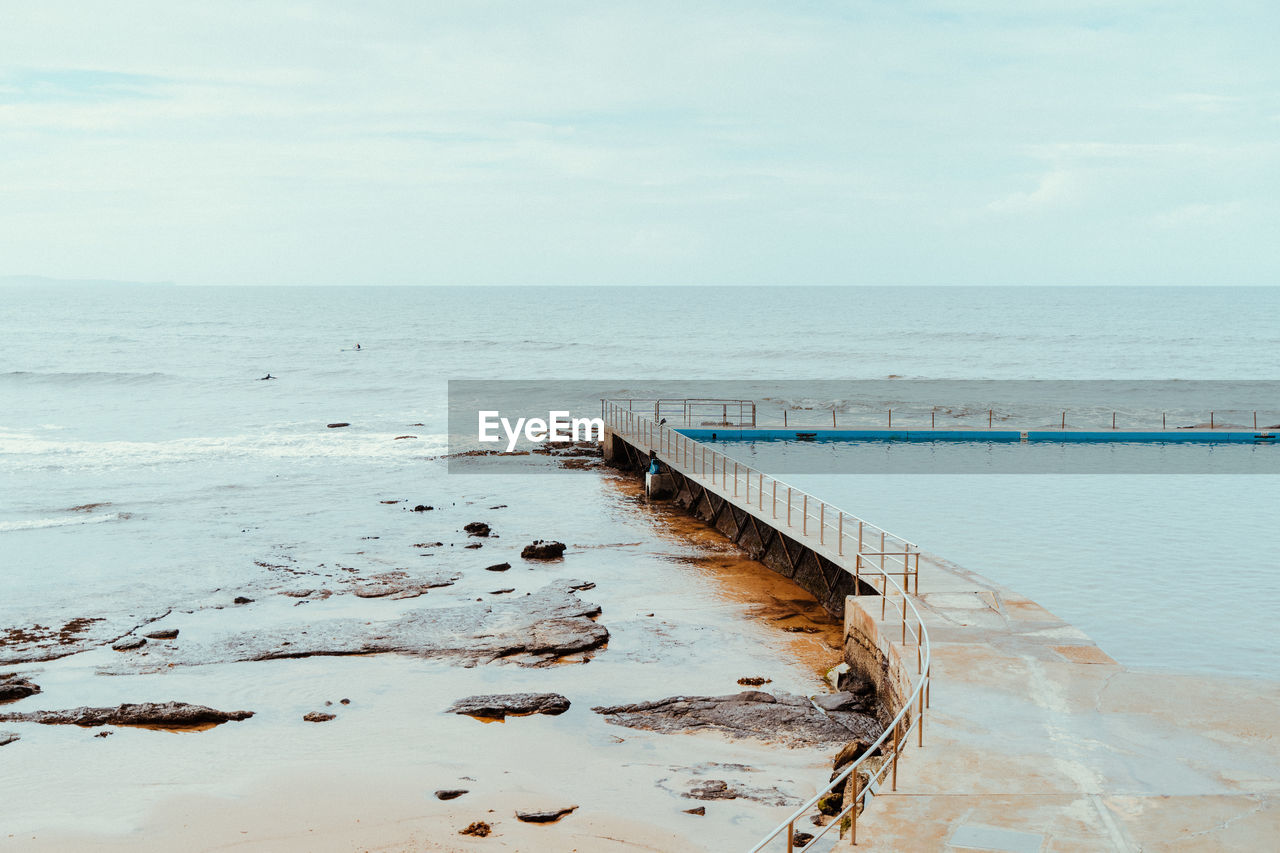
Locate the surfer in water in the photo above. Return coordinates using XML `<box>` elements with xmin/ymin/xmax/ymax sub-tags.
<box><xmin>259</xmin><ymin>374</ymin><xmax>275</xmax><ymax>380</ymax></box>
<box><xmin>355</xmin><ymin>343</ymin><xmax>361</xmax><ymax>350</ymax></box>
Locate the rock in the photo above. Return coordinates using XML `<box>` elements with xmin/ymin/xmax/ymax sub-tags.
<box><xmin>100</xmin><ymin>581</ymin><xmax>607</xmax><ymax>671</ymax></box>
<box><xmin>489</xmin><ymin>588</ymin><xmax>515</xmax><ymax>595</ymax></box>
<box><xmin>340</xmin><ymin>698</ymin><xmax>350</xmax><ymax>705</ymax></box>
<box><xmin>484</xmin><ymin>562</ymin><xmax>511</xmax><ymax>572</ymax></box>
<box><xmin>352</xmin><ymin>572</ymin><xmax>457</xmax><ymax>600</ymax></box>
<box><xmin>459</xmin><ymin>821</ymin><xmax>491</xmax><ymax>837</ymax></box>
<box><xmin>0</xmin><ymin>701</ymin><xmax>254</xmax><ymax>729</ymax></box>
<box><xmin>303</xmin><ymin>712</ymin><xmax>335</xmax><ymax>723</ymax></box>
<box><xmin>686</xmin><ymin>780</ymin><xmax>736</xmax><ymax>800</ymax></box>
<box><xmin>414</xmin><ymin>541</ymin><xmax>444</xmax><ymax>548</ymax></box>
<box><xmin>464</xmin><ymin>542</ymin><xmax>483</xmax><ymax>549</ymax></box>
<box><xmin>412</xmin><ymin>505</ymin><xmax>434</xmax><ymax>512</ymax></box>
<box><xmin>447</xmin><ymin>693</ymin><xmax>570</xmax><ymax>719</ymax></box>
<box><xmin>515</xmin><ymin>805</ymin><xmax>577</xmax><ymax>823</ymax></box>
<box><xmin>0</xmin><ymin>731</ymin><xmax>17</xmax><ymax>747</ymax></box>
<box><xmin>394</xmin><ymin>435</ymin><xmax>417</xmax><ymax>440</ymax></box>
<box><xmin>568</xmin><ymin>581</ymin><xmax>595</xmax><ymax>591</ymax></box>
<box><xmin>737</xmin><ymin>676</ymin><xmax>771</xmax><ymax>687</ymax></box>
<box><xmin>521</xmin><ymin>540</ymin><xmax>566</xmax><ymax>560</ymax></box>
<box><xmin>233</xmin><ymin>596</ymin><xmax>253</xmax><ymax>605</ymax></box>
<box><xmin>683</xmin><ymin>806</ymin><xmax>705</xmax><ymax>816</ymax></box>
<box><xmin>593</xmin><ymin>690</ymin><xmax>882</xmax><ymax>747</ymax></box>
<box><xmin>112</xmin><ymin>637</ymin><xmax>146</xmax><ymax>651</ymax></box>
<box><xmin>812</xmin><ymin>691</ymin><xmax>871</xmax><ymax>713</ymax></box>
<box><xmin>0</xmin><ymin>673</ymin><xmax>41</xmax><ymax>704</ymax></box>
<box><xmin>793</xmin><ymin>830</ymin><xmax>815</xmax><ymax>847</ymax></box>
<box><xmin>145</xmin><ymin>629</ymin><xmax>179</xmax><ymax>640</ymax></box>
<box><xmin>832</xmin><ymin>739</ymin><xmax>879</xmax><ymax>774</ymax></box>
<box><xmin>676</xmin><ymin>777</ymin><xmax>798</xmax><ymax>807</ymax></box>
<box><xmin>94</xmin><ymin>731</ymin><xmax>112</xmax><ymax>738</ymax></box>
<box><xmin>326</xmin><ymin>422</ymin><xmax>350</xmax><ymax>428</ymax></box>
<box><xmin>434</xmin><ymin>789</ymin><xmax>468</xmax><ymax>800</ymax></box>
<box><xmin>464</xmin><ymin>522</ymin><xmax>491</xmax><ymax>537</ymax></box>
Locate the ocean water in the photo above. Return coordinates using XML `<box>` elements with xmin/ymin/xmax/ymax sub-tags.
<box><xmin>3</xmin><ymin>285</ymin><xmax>1279</xmax><ymax>673</ymax></box>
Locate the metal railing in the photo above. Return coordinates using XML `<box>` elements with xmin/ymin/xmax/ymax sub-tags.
<box><xmin>603</xmin><ymin>398</ymin><xmax>757</xmax><ymax>428</ymax></box>
<box><xmin>603</xmin><ymin>400</ymin><xmax>932</xmax><ymax>851</ymax></box>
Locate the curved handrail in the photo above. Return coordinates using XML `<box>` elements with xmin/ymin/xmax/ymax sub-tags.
<box><xmin>603</xmin><ymin>400</ymin><xmax>932</xmax><ymax>851</ymax></box>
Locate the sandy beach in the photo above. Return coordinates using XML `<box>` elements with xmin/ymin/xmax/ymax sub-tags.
<box><xmin>2</xmin><ymin>450</ymin><xmax>874</xmax><ymax>851</ymax></box>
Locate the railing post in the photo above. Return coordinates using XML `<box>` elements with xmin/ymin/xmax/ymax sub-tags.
<box><xmin>772</xmin><ymin>481</ymin><xmax>777</xmax><ymax>518</ymax></box>
<box><xmin>891</xmin><ymin>722</ymin><xmax>899</xmax><ymax>791</ymax></box>
<box><xmin>734</xmin><ymin>462</ymin><xmax>738</xmax><ymax>496</ymax></box>
<box><xmin>850</xmin><ymin>786</ymin><xmax>857</xmax><ymax>845</ymax></box>
<box><xmin>838</xmin><ymin>513</ymin><xmax>843</xmax><ymax>556</ymax></box>
<box><xmin>819</xmin><ymin>502</ymin><xmax>824</xmax><ymax>545</ymax></box>
<box><xmin>802</xmin><ymin>494</ymin><xmax>808</xmax><ymax>535</ymax></box>
<box><xmin>758</xmin><ymin>474</ymin><xmax>763</xmax><ymax>509</ymax></box>
<box><xmin>787</xmin><ymin>488</ymin><xmax>792</xmax><ymax>527</ymax></box>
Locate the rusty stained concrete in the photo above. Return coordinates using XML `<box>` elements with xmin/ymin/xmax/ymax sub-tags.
<box><xmin>846</xmin><ymin>554</ymin><xmax>1280</xmax><ymax>852</ymax></box>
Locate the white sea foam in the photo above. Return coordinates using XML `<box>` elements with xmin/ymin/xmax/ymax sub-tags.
<box><xmin>0</xmin><ymin>429</ymin><xmax>449</xmax><ymax>472</ymax></box>
<box><xmin>0</xmin><ymin>513</ymin><xmax>130</xmax><ymax>533</ymax></box>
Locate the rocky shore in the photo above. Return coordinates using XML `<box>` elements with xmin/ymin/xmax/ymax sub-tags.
<box><xmin>2</xmin><ymin>447</ymin><xmax>875</xmax><ymax>851</ymax></box>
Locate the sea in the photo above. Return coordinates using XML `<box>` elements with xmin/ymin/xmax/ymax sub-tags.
<box><xmin>3</xmin><ymin>284</ymin><xmax>1279</xmax><ymax>681</ymax></box>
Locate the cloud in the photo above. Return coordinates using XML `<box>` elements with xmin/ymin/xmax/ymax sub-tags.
<box><xmin>0</xmin><ymin>2</ymin><xmax>1278</xmax><ymax>285</ymax></box>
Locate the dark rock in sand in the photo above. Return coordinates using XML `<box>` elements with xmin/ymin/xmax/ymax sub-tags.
<box><xmin>459</xmin><ymin>821</ymin><xmax>491</xmax><ymax>837</ymax></box>
<box><xmin>684</xmin><ymin>806</ymin><xmax>705</xmax><ymax>816</ymax></box>
<box><xmin>0</xmin><ymin>673</ymin><xmax>41</xmax><ymax>704</ymax></box>
<box><xmin>464</xmin><ymin>542</ymin><xmax>483</xmax><ymax>549</ymax></box>
<box><xmin>737</xmin><ymin>676</ymin><xmax>771</xmax><ymax>687</ymax></box>
<box><xmin>464</xmin><ymin>522</ymin><xmax>491</xmax><ymax>537</ymax></box>
<box><xmin>352</xmin><ymin>572</ymin><xmax>457</xmax><ymax>600</ymax></box>
<box><xmin>680</xmin><ymin>778</ymin><xmax>798</xmax><ymax>807</ymax></box>
<box><xmin>484</xmin><ymin>562</ymin><xmax>511</xmax><ymax>572</ymax></box>
<box><xmin>340</xmin><ymin>698</ymin><xmax>350</xmax><ymax>705</ymax></box>
<box><xmin>521</xmin><ymin>540</ymin><xmax>566</xmax><ymax>560</ymax></box>
<box><xmin>447</xmin><ymin>692</ymin><xmax>571</xmax><ymax>719</ymax></box>
<box><xmin>0</xmin><ymin>701</ymin><xmax>254</xmax><ymax>729</ymax></box>
<box><xmin>434</xmin><ymin>789</ymin><xmax>468</xmax><ymax>800</ymax></box>
<box><xmin>99</xmin><ymin>581</ymin><xmax>608</xmax><ymax>671</ymax></box>
<box><xmin>515</xmin><ymin>805</ymin><xmax>577</xmax><ymax>823</ymax></box>
<box><xmin>1</xmin><ymin>614</ymin><xmax>169</xmax><ymax>666</ymax></box>
<box><xmin>112</xmin><ymin>637</ymin><xmax>146</xmax><ymax>651</ymax></box>
<box><xmin>0</xmin><ymin>731</ymin><xmax>17</xmax><ymax>747</ymax></box>
<box><xmin>793</xmin><ymin>830</ymin><xmax>815</xmax><ymax>847</ymax></box>
<box><xmin>303</xmin><ymin>712</ymin><xmax>335</xmax><ymax>723</ymax></box>
<box><xmin>145</xmin><ymin>629</ymin><xmax>180</xmax><ymax>640</ymax></box>
<box><xmin>812</xmin><ymin>691</ymin><xmax>872</xmax><ymax>713</ymax></box>
<box><xmin>592</xmin><ymin>690</ymin><xmax>881</xmax><ymax>747</ymax></box>
<box><xmin>233</xmin><ymin>596</ymin><xmax>254</xmax><ymax>605</ymax></box>
<box><xmin>490</xmin><ymin>588</ymin><xmax>515</xmax><ymax>595</ymax></box>
<box><xmin>326</xmin><ymin>422</ymin><xmax>350</xmax><ymax>428</ymax></box>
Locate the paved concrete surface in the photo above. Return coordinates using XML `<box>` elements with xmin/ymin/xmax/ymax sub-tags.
<box><xmin>849</xmin><ymin>555</ymin><xmax>1280</xmax><ymax>851</ymax></box>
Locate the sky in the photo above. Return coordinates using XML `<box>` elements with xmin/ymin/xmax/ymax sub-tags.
<box><xmin>1</xmin><ymin>1</ymin><xmax>1277</xmax><ymax>286</ymax></box>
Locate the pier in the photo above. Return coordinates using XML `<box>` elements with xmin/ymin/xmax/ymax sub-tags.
<box><xmin>602</xmin><ymin>399</ymin><xmax>1280</xmax><ymax>852</ymax></box>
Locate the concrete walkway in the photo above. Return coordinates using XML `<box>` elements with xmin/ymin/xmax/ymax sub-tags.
<box><xmin>851</xmin><ymin>554</ymin><xmax>1280</xmax><ymax>851</ymax></box>
<box><xmin>604</xmin><ymin>414</ymin><xmax>1280</xmax><ymax>850</ymax></box>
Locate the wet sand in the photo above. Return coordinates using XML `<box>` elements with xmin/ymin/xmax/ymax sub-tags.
<box><xmin>2</xmin><ymin>457</ymin><xmax>854</xmax><ymax>851</ymax></box>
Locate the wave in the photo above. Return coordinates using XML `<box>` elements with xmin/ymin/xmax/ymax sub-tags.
<box><xmin>0</xmin><ymin>370</ymin><xmax>180</xmax><ymax>386</ymax></box>
<box><xmin>0</xmin><ymin>430</ymin><xmax>450</xmax><ymax>472</ymax></box>
<box><xmin>0</xmin><ymin>512</ymin><xmax>131</xmax><ymax>533</ymax></box>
